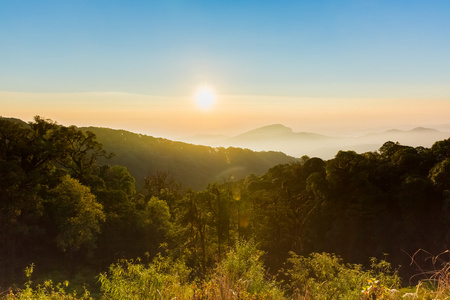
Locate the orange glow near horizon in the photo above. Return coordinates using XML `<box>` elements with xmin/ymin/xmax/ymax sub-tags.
<box><xmin>2</xmin><ymin>91</ymin><xmax>450</xmax><ymax>139</ymax></box>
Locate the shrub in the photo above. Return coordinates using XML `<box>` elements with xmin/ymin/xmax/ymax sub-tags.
<box><xmin>285</xmin><ymin>252</ymin><xmax>400</xmax><ymax>299</ymax></box>
<box><xmin>194</xmin><ymin>240</ymin><xmax>285</xmax><ymax>299</ymax></box>
<box><xmin>97</xmin><ymin>255</ymin><xmax>192</xmax><ymax>299</ymax></box>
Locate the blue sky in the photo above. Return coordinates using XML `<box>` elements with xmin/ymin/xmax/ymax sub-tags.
<box><xmin>1</xmin><ymin>0</ymin><xmax>450</xmax><ymax>136</ymax></box>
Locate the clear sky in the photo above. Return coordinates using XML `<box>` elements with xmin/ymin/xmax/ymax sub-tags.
<box><xmin>1</xmin><ymin>0</ymin><xmax>450</xmax><ymax>138</ymax></box>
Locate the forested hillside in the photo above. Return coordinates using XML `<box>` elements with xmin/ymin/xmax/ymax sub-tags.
<box><xmin>2</xmin><ymin>117</ymin><xmax>450</xmax><ymax>298</ymax></box>
<box><xmin>82</xmin><ymin>126</ymin><xmax>296</xmax><ymax>189</ymax></box>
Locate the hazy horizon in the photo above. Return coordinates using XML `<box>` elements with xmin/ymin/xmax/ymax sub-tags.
<box><xmin>3</xmin><ymin>91</ymin><xmax>450</xmax><ymax>140</ymax></box>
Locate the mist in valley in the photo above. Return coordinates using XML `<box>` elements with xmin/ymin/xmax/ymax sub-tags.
<box><xmin>182</xmin><ymin>123</ymin><xmax>450</xmax><ymax>159</ymax></box>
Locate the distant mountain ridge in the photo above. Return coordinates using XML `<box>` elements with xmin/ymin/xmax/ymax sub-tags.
<box><xmin>228</xmin><ymin>124</ymin><xmax>329</xmax><ymax>143</ymax></box>
<box><xmin>181</xmin><ymin>124</ymin><xmax>450</xmax><ymax>159</ymax></box>
<box><xmin>365</xmin><ymin>127</ymin><xmax>441</xmax><ymax>136</ymax></box>
<box><xmin>82</xmin><ymin>127</ymin><xmax>296</xmax><ymax>190</ymax></box>
<box><xmin>235</xmin><ymin>124</ymin><xmax>293</xmax><ymax>137</ymax></box>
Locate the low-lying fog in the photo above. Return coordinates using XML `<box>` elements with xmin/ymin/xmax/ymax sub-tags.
<box><xmin>181</xmin><ymin>124</ymin><xmax>450</xmax><ymax>159</ymax></box>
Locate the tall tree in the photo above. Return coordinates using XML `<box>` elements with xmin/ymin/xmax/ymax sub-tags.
<box><xmin>49</xmin><ymin>175</ymin><xmax>105</xmax><ymax>274</ymax></box>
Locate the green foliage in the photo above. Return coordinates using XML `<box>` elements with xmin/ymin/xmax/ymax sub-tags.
<box><xmin>97</xmin><ymin>255</ymin><xmax>192</xmax><ymax>300</ymax></box>
<box><xmin>429</xmin><ymin>158</ymin><xmax>450</xmax><ymax>191</ymax></box>
<box><xmin>6</xmin><ymin>264</ymin><xmax>92</xmax><ymax>300</ymax></box>
<box><xmin>50</xmin><ymin>175</ymin><xmax>105</xmax><ymax>254</ymax></box>
<box><xmin>209</xmin><ymin>240</ymin><xmax>285</xmax><ymax>299</ymax></box>
<box><xmin>5</xmin><ymin>251</ymin><xmax>404</xmax><ymax>300</ymax></box>
<box><xmin>5</xmin><ymin>116</ymin><xmax>450</xmax><ymax>297</ymax></box>
<box><xmin>95</xmin><ymin>165</ymin><xmax>136</xmax><ymax>196</ymax></box>
<box><xmin>173</xmin><ymin>187</ymin><xmax>222</xmax><ymax>274</ymax></box>
<box><xmin>361</xmin><ymin>278</ymin><xmax>392</xmax><ymax>299</ymax></box>
<box><xmin>55</xmin><ymin>126</ymin><xmax>111</xmax><ymax>183</ymax></box>
<box><xmin>138</xmin><ymin>196</ymin><xmax>174</xmax><ymax>255</ymax></box>
<box><xmin>431</xmin><ymin>138</ymin><xmax>450</xmax><ymax>162</ymax></box>
<box><xmin>285</xmin><ymin>252</ymin><xmax>400</xmax><ymax>299</ymax></box>
<box><xmin>0</xmin><ymin>117</ymin><xmax>112</xmax><ymax>284</ymax></box>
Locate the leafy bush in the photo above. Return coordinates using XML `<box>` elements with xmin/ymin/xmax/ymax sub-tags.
<box><xmin>285</xmin><ymin>252</ymin><xmax>400</xmax><ymax>299</ymax></box>
<box><xmin>193</xmin><ymin>240</ymin><xmax>285</xmax><ymax>299</ymax></box>
<box><xmin>97</xmin><ymin>255</ymin><xmax>192</xmax><ymax>299</ymax></box>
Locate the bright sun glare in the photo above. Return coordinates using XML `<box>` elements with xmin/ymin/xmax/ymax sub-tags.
<box><xmin>194</xmin><ymin>85</ymin><xmax>216</xmax><ymax>111</ymax></box>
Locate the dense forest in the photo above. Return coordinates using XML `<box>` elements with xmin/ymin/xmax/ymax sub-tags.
<box><xmin>2</xmin><ymin>117</ymin><xmax>450</xmax><ymax>299</ymax></box>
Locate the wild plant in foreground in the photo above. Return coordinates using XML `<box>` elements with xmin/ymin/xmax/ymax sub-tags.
<box><xmin>97</xmin><ymin>255</ymin><xmax>192</xmax><ymax>300</ymax></box>
<box><xmin>397</xmin><ymin>249</ymin><xmax>450</xmax><ymax>299</ymax></box>
<box><xmin>193</xmin><ymin>240</ymin><xmax>285</xmax><ymax>299</ymax></box>
<box><xmin>285</xmin><ymin>252</ymin><xmax>400</xmax><ymax>300</ymax></box>
<box><xmin>5</xmin><ymin>264</ymin><xmax>92</xmax><ymax>300</ymax></box>
<box><xmin>416</xmin><ymin>250</ymin><xmax>450</xmax><ymax>299</ymax></box>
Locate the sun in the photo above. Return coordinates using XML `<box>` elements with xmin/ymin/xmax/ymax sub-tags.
<box><xmin>194</xmin><ymin>85</ymin><xmax>216</xmax><ymax>111</ymax></box>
